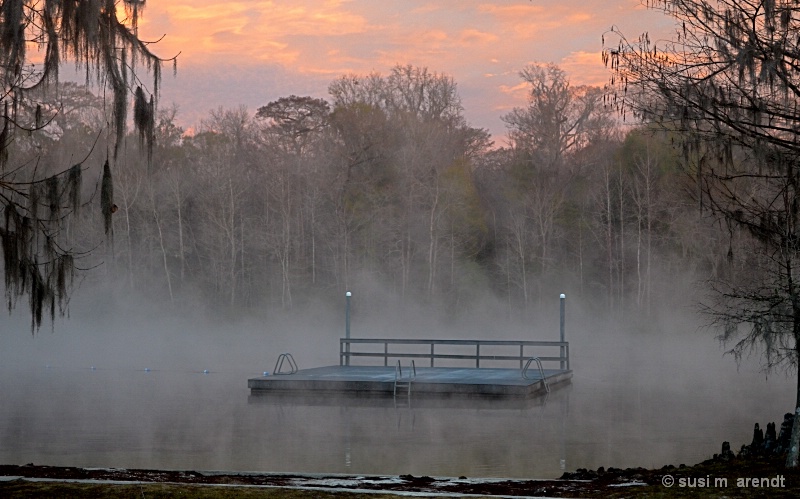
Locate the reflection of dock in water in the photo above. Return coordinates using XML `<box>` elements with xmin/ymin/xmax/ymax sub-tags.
<box><xmin>248</xmin><ymin>338</ymin><xmax>572</xmax><ymax>399</ymax></box>
<box><xmin>246</xmin><ymin>379</ymin><xmax>573</xmax><ymax>477</ymax></box>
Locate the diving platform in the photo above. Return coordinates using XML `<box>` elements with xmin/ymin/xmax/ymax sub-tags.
<box><xmin>248</xmin><ymin>338</ymin><xmax>572</xmax><ymax>398</ymax></box>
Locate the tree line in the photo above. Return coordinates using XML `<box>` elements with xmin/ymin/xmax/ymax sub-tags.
<box><xmin>29</xmin><ymin>64</ymin><xmax>722</xmax><ymax>319</ymax></box>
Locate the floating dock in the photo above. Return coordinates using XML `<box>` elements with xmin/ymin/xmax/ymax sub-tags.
<box><xmin>248</xmin><ymin>338</ymin><xmax>572</xmax><ymax>399</ymax></box>
<box><xmin>248</xmin><ymin>364</ymin><xmax>571</xmax><ymax>397</ymax></box>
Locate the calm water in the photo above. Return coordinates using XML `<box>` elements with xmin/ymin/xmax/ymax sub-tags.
<box><xmin>0</xmin><ymin>304</ymin><xmax>796</xmax><ymax>479</ymax></box>
<box><xmin>0</xmin><ymin>358</ymin><xmax>792</xmax><ymax>479</ymax></box>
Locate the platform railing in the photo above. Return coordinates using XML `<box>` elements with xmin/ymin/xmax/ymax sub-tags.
<box><xmin>339</xmin><ymin>338</ymin><xmax>569</xmax><ymax>370</ymax></box>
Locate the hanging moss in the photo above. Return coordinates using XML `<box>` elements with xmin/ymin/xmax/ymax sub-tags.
<box><xmin>46</xmin><ymin>175</ymin><xmax>59</xmax><ymax>221</ymax></box>
<box><xmin>0</xmin><ymin>203</ymin><xmax>50</xmax><ymax>331</ymax></box>
<box><xmin>55</xmin><ymin>253</ymin><xmax>73</xmax><ymax>311</ymax></box>
<box><xmin>1</xmin><ymin>1</ymin><xmax>175</xmax><ymax>331</ymax></box>
<box><xmin>28</xmin><ymin>182</ymin><xmax>40</xmax><ymax>226</ymax></box>
<box><xmin>0</xmin><ymin>102</ymin><xmax>8</xmax><ymax>168</ymax></box>
<box><xmin>133</xmin><ymin>86</ymin><xmax>155</xmax><ymax>161</ymax></box>
<box><xmin>100</xmin><ymin>158</ymin><xmax>114</xmax><ymax>235</ymax></box>
<box><xmin>1</xmin><ymin>217</ymin><xmax>21</xmax><ymax>305</ymax></box>
<box><xmin>66</xmin><ymin>163</ymin><xmax>81</xmax><ymax>213</ymax></box>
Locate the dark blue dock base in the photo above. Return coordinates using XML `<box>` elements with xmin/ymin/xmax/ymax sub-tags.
<box><xmin>248</xmin><ymin>365</ymin><xmax>572</xmax><ymax>398</ymax></box>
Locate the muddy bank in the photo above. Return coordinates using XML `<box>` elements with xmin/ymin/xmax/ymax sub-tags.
<box><xmin>2</xmin><ymin>457</ymin><xmax>798</xmax><ymax>497</ymax></box>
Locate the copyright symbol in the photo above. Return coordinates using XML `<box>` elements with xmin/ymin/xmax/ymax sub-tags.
<box><xmin>662</xmin><ymin>474</ymin><xmax>675</xmax><ymax>487</ymax></box>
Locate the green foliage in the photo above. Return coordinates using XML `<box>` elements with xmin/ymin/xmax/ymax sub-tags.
<box><xmin>441</xmin><ymin>158</ymin><xmax>488</xmax><ymax>258</ymax></box>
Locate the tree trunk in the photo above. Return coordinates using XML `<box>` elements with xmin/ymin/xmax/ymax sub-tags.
<box><xmin>787</xmin><ymin>385</ymin><xmax>800</xmax><ymax>467</ymax></box>
<box><xmin>787</xmin><ymin>271</ymin><xmax>800</xmax><ymax>467</ymax></box>
<box><xmin>228</xmin><ymin>177</ymin><xmax>237</xmax><ymax>306</ymax></box>
<box><xmin>515</xmin><ymin>226</ymin><xmax>529</xmax><ymax>307</ymax></box>
<box><xmin>154</xmin><ymin>208</ymin><xmax>174</xmax><ymax>303</ymax></box>
<box><xmin>786</xmin><ymin>257</ymin><xmax>800</xmax><ymax>467</ymax></box>
<box><xmin>646</xmin><ymin>176</ymin><xmax>652</xmax><ymax>315</ymax></box>
<box><xmin>617</xmin><ymin>164</ymin><xmax>625</xmax><ymax>311</ymax></box>
<box><xmin>123</xmin><ymin>201</ymin><xmax>135</xmax><ymax>288</ymax></box>
<box><xmin>636</xmin><ymin>202</ymin><xmax>642</xmax><ymax>308</ymax></box>
<box><xmin>604</xmin><ymin>166</ymin><xmax>614</xmax><ymax>310</ymax></box>
<box><xmin>176</xmin><ymin>188</ymin><xmax>185</xmax><ymax>285</ymax></box>
<box><xmin>427</xmin><ymin>178</ymin><xmax>440</xmax><ymax>298</ymax></box>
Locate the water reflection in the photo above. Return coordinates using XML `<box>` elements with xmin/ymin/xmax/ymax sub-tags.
<box><xmin>247</xmin><ymin>387</ymin><xmax>571</xmax><ymax>477</ymax></box>
<box><xmin>1</xmin><ymin>367</ymin><xmax>573</xmax><ymax>477</ymax></box>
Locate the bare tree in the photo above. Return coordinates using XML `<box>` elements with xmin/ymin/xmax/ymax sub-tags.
<box><xmin>255</xmin><ymin>96</ymin><xmax>330</xmax><ymax>308</ymax></box>
<box><xmin>192</xmin><ymin>107</ymin><xmax>251</xmax><ymax>306</ymax></box>
<box><xmin>501</xmin><ymin>64</ymin><xmax>604</xmax><ymax>305</ymax></box>
<box><xmin>329</xmin><ymin>65</ymin><xmax>490</xmax><ymax>301</ymax></box>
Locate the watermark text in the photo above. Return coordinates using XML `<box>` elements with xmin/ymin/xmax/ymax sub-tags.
<box><xmin>661</xmin><ymin>474</ymin><xmax>785</xmax><ymax>489</ymax></box>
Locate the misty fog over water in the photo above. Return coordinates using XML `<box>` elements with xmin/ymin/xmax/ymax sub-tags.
<box><xmin>6</xmin><ymin>0</ymin><xmax>800</xmax><ymax>485</ymax></box>
<box><xmin>0</xmin><ymin>289</ymin><xmax>794</xmax><ymax>479</ymax></box>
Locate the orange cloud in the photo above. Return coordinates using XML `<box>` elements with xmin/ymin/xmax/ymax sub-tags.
<box><xmin>133</xmin><ymin>0</ymin><xmax>676</xmax><ymax>140</ymax></box>
<box><xmin>477</xmin><ymin>2</ymin><xmax>612</xmax><ymax>40</ymax></box>
<box><xmin>459</xmin><ymin>28</ymin><xmax>498</xmax><ymax>45</ymax></box>
<box><xmin>476</xmin><ymin>4</ymin><xmax>545</xmax><ymax>18</ymax></box>
<box><xmin>139</xmin><ymin>1</ymin><xmax>369</xmax><ymax>66</ymax></box>
<box><xmin>560</xmin><ymin>51</ymin><xmax>609</xmax><ymax>86</ymax></box>
<box><xmin>498</xmin><ymin>81</ymin><xmax>529</xmax><ymax>99</ymax></box>
<box><xmin>411</xmin><ymin>4</ymin><xmax>442</xmax><ymax>15</ymax></box>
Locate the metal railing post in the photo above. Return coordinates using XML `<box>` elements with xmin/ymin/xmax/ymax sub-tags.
<box><xmin>345</xmin><ymin>291</ymin><xmax>351</xmax><ymax>366</ymax></box>
<box><xmin>560</xmin><ymin>293</ymin><xmax>566</xmax><ymax>370</ymax></box>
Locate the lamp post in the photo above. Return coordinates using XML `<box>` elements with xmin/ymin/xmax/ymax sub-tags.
<box><xmin>560</xmin><ymin>293</ymin><xmax>566</xmax><ymax>370</ymax></box>
<box><xmin>345</xmin><ymin>291</ymin><xmax>352</xmax><ymax>366</ymax></box>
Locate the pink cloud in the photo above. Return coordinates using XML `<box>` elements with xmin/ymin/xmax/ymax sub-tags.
<box><xmin>133</xmin><ymin>0</ymin><xmax>675</xmax><ymax>140</ymax></box>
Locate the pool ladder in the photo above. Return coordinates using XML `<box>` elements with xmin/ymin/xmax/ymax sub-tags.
<box><xmin>273</xmin><ymin>353</ymin><xmax>298</xmax><ymax>375</ymax></box>
<box><xmin>394</xmin><ymin>360</ymin><xmax>416</xmax><ymax>403</ymax></box>
<box><xmin>522</xmin><ymin>357</ymin><xmax>550</xmax><ymax>393</ymax></box>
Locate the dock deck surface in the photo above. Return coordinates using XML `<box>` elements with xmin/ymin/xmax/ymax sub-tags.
<box><xmin>248</xmin><ymin>365</ymin><xmax>572</xmax><ymax>397</ymax></box>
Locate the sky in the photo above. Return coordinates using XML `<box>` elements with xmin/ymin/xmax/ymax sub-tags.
<box><xmin>136</xmin><ymin>0</ymin><xmax>675</xmax><ymax>145</ymax></box>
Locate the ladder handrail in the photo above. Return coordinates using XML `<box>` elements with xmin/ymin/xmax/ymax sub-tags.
<box><xmin>394</xmin><ymin>359</ymin><xmax>416</xmax><ymax>381</ymax></box>
<box><xmin>273</xmin><ymin>353</ymin><xmax>298</xmax><ymax>375</ymax></box>
<box><xmin>522</xmin><ymin>357</ymin><xmax>550</xmax><ymax>393</ymax></box>
<box><xmin>393</xmin><ymin>360</ymin><xmax>415</xmax><ymax>402</ymax></box>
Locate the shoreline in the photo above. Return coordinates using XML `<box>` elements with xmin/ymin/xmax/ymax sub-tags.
<box><xmin>4</xmin><ymin>416</ymin><xmax>800</xmax><ymax>497</ymax></box>
<box><xmin>2</xmin><ymin>454</ymin><xmax>800</xmax><ymax>498</ymax></box>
